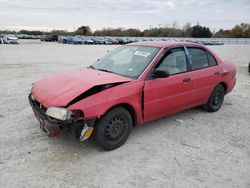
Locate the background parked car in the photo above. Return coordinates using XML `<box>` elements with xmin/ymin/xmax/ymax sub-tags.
<box><xmin>91</xmin><ymin>38</ymin><xmax>104</xmax><ymax>44</ymax></box>
<box><xmin>115</xmin><ymin>38</ymin><xmax>126</xmax><ymax>44</ymax></box>
<box><xmin>103</xmin><ymin>38</ymin><xmax>113</xmax><ymax>45</ymax></box>
<box><xmin>109</xmin><ymin>38</ymin><xmax>119</xmax><ymax>44</ymax></box>
<box><xmin>67</xmin><ymin>36</ymin><xmax>83</xmax><ymax>45</ymax></box>
<box><xmin>3</xmin><ymin>35</ymin><xmax>19</xmax><ymax>44</ymax></box>
<box><xmin>83</xmin><ymin>38</ymin><xmax>94</xmax><ymax>44</ymax></box>
<box><xmin>58</xmin><ymin>36</ymin><xmax>68</xmax><ymax>44</ymax></box>
<box><xmin>41</xmin><ymin>35</ymin><xmax>58</xmax><ymax>42</ymax></box>
<box><xmin>17</xmin><ymin>34</ymin><xmax>41</xmax><ymax>40</ymax></box>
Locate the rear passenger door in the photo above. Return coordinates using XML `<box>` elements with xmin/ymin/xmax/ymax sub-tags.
<box><xmin>186</xmin><ymin>47</ymin><xmax>220</xmax><ymax>106</ymax></box>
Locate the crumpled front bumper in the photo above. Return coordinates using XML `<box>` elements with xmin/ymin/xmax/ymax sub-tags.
<box><xmin>28</xmin><ymin>94</ymin><xmax>81</xmax><ymax>137</ymax></box>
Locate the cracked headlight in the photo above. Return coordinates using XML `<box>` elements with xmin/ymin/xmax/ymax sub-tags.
<box><xmin>45</xmin><ymin>107</ymin><xmax>72</xmax><ymax>121</ymax></box>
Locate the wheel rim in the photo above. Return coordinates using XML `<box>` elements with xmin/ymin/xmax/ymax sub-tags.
<box><xmin>212</xmin><ymin>90</ymin><xmax>223</xmax><ymax>106</ymax></box>
<box><xmin>105</xmin><ymin>116</ymin><xmax>126</xmax><ymax>143</ymax></box>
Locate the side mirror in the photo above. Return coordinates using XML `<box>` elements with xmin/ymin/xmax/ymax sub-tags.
<box><xmin>153</xmin><ymin>69</ymin><xmax>170</xmax><ymax>78</ymax></box>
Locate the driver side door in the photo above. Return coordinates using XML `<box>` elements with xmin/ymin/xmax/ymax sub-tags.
<box><xmin>143</xmin><ymin>47</ymin><xmax>194</xmax><ymax>122</ymax></box>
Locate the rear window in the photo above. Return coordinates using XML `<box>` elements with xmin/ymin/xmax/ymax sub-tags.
<box><xmin>188</xmin><ymin>48</ymin><xmax>209</xmax><ymax>70</ymax></box>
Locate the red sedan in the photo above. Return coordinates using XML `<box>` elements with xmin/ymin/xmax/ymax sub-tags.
<box><xmin>29</xmin><ymin>41</ymin><xmax>236</xmax><ymax>150</ymax></box>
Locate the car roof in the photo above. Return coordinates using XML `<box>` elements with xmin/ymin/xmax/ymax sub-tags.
<box><xmin>127</xmin><ymin>41</ymin><xmax>203</xmax><ymax>48</ymax></box>
<box><xmin>128</xmin><ymin>41</ymin><xmax>222</xmax><ymax>65</ymax></box>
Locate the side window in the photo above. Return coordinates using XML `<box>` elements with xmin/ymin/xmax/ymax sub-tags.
<box><xmin>157</xmin><ymin>47</ymin><xmax>187</xmax><ymax>75</ymax></box>
<box><xmin>207</xmin><ymin>52</ymin><xmax>217</xmax><ymax>66</ymax></box>
<box><xmin>188</xmin><ymin>48</ymin><xmax>209</xmax><ymax>70</ymax></box>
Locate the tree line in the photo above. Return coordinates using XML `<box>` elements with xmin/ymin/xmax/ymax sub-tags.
<box><xmin>76</xmin><ymin>24</ymin><xmax>212</xmax><ymax>38</ymax></box>
<box><xmin>214</xmin><ymin>23</ymin><xmax>250</xmax><ymax>38</ymax></box>
<box><xmin>1</xmin><ymin>23</ymin><xmax>250</xmax><ymax>38</ymax></box>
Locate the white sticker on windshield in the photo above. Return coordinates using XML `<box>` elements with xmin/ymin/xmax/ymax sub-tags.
<box><xmin>134</xmin><ymin>51</ymin><xmax>151</xmax><ymax>57</ymax></box>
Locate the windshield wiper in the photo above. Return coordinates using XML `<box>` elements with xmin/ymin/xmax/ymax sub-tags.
<box><xmin>89</xmin><ymin>66</ymin><xmax>114</xmax><ymax>74</ymax></box>
<box><xmin>88</xmin><ymin>65</ymin><xmax>95</xmax><ymax>69</ymax></box>
<box><xmin>96</xmin><ymin>68</ymin><xmax>114</xmax><ymax>74</ymax></box>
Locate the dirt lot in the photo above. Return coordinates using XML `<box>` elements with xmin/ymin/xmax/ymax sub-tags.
<box><xmin>0</xmin><ymin>40</ymin><xmax>249</xmax><ymax>188</ymax></box>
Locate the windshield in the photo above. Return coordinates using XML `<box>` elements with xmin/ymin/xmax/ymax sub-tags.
<box><xmin>91</xmin><ymin>45</ymin><xmax>160</xmax><ymax>79</ymax></box>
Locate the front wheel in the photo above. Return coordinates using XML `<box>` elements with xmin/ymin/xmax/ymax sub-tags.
<box><xmin>93</xmin><ymin>107</ymin><xmax>132</xmax><ymax>150</ymax></box>
<box><xmin>203</xmin><ymin>84</ymin><xmax>225</xmax><ymax>112</ymax></box>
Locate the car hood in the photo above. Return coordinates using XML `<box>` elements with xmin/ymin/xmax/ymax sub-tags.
<box><xmin>32</xmin><ymin>68</ymin><xmax>132</xmax><ymax>107</ymax></box>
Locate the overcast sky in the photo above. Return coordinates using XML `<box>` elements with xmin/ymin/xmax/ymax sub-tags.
<box><xmin>0</xmin><ymin>0</ymin><xmax>249</xmax><ymax>31</ymax></box>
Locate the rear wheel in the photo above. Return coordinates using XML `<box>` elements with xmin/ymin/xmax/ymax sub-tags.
<box><xmin>93</xmin><ymin>107</ymin><xmax>132</xmax><ymax>150</ymax></box>
<box><xmin>203</xmin><ymin>84</ymin><xmax>225</xmax><ymax>112</ymax></box>
<box><xmin>248</xmin><ymin>62</ymin><xmax>250</xmax><ymax>73</ymax></box>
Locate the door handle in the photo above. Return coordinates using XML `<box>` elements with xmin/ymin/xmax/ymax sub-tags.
<box><xmin>214</xmin><ymin>71</ymin><xmax>220</xmax><ymax>76</ymax></box>
<box><xmin>183</xmin><ymin>78</ymin><xmax>191</xmax><ymax>83</ymax></box>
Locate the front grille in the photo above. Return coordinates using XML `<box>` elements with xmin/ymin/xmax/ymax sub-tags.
<box><xmin>29</xmin><ymin>94</ymin><xmax>47</xmax><ymax>115</ymax></box>
<box><xmin>33</xmin><ymin>100</ymin><xmax>47</xmax><ymax>111</ymax></box>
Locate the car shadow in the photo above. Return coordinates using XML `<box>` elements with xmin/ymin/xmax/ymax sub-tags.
<box><xmin>131</xmin><ymin>106</ymin><xmax>204</xmax><ymax>135</ymax></box>
<box><xmin>49</xmin><ymin>106</ymin><xmax>205</xmax><ymax>153</ymax></box>
<box><xmin>29</xmin><ymin>104</ymin><xmax>221</xmax><ymax>168</ymax></box>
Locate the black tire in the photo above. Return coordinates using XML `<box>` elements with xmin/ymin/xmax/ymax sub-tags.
<box><xmin>248</xmin><ymin>62</ymin><xmax>250</xmax><ymax>73</ymax></box>
<box><xmin>203</xmin><ymin>84</ymin><xmax>225</xmax><ymax>112</ymax></box>
<box><xmin>93</xmin><ymin>107</ymin><xmax>132</xmax><ymax>150</ymax></box>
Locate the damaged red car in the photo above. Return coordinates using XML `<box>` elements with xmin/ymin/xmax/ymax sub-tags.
<box><xmin>29</xmin><ymin>41</ymin><xmax>236</xmax><ymax>150</ymax></box>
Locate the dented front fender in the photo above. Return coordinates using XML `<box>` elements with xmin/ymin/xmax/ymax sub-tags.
<box><xmin>68</xmin><ymin>80</ymin><xmax>144</xmax><ymax>125</ymax></box>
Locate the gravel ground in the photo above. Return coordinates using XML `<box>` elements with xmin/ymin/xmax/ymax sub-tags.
<box><xmin>0</xmin><ymin>40</ymin><xmax>249</xmax><ymax>188</ymax></box>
